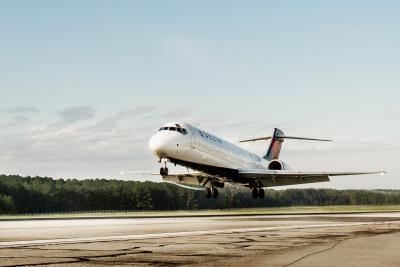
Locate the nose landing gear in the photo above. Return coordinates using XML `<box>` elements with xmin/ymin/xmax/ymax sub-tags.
<box><xmin>160</xmin><ymin>167</ymin><xmax>169</xmax><ymax>176</ymax></box>
<box><xmin>159</xmin><ymin>158</ymin><xmax>169</xmax><ymax>176</ymax></box>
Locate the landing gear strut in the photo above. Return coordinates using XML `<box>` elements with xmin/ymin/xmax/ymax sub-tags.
<box><xmin>206</xmin><ymin>187</ymin><xmax>218</xmax><ymax>199</ymax></box>
<box><xmin>252</xmin><ymin>188</ymin><xmax>265</xmax><ymax>199</ymax></box>
<box><xmin>212</xmin><ymin>188</ymin><xmax>218</xmax><ymax>198</ymax></box>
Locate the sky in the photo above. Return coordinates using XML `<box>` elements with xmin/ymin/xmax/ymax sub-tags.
<box><xmin>0</xmin><ymin>1</ymin><xmax>399</xmax><ymax>189</ymax></box>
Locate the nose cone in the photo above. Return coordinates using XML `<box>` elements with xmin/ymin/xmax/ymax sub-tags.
<box><xmin>149</xmin><ymin>134</ymin><xmax>161</xmax><ymax>155</ymax></box>
<box><xmin>149</xmin><ymin>134</ymin><xmax>171</xmax><ymax>156</ymax></box>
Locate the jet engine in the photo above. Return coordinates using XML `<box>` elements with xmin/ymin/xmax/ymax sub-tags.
<box><xmin>267</xmin><ymin>160</ymin><xmax>290</xmax><ymax>170</ymax></box>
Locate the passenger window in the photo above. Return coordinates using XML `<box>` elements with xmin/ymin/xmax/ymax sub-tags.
<box><xmin>169</xmin><ymin>127</ymin><xmax>176</xmax><ymax>131</ymax></box>
<box><xmin>159</xmin><ymin>128</ymin><xmax>163</xmax><ymax>131</ymax></box>
<box><xmin>177</xmin><ymin>128</ymin><xmax>183</xmax><ymax>134</ymax></box>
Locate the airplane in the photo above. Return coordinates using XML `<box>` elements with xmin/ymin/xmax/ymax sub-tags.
<box><xmin>146</xmin><ymin>122</ymin><xmax>384</xmax><ymax>199</ymax></box>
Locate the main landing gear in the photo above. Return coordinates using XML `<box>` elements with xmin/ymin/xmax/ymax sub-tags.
<box><xmin>206</xmin><ymin>187</ymin><xmax>218</xmax><ymax>199</ymax></box>
<box><xmin>252</xmin><ymin>188</ymin><xmax>265</xmax><ymax>199</ymax></box>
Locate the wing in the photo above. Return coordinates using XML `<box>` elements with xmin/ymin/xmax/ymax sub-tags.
<box><xmin>122</xmin><ymin>170</ymin><xmax>214</xmax><ymax>188</ymax></box>
<box><xmin>239</xmin><ymin>170</ymin><xmax>384</xmax><ymax>187</ymax></box>
<box><xmin>162</xmin><ymin>172</ymin><xmax>214</xmax><ymax>187</ymax></box>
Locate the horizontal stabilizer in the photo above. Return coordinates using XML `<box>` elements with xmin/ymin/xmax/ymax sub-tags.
<box><xmin>281</xmin><ymin>136</ymin><xmax>332</xmax><ymax>142</ymax></box>
<box><xmin>239</xmin><ymin>136</ymin><xmax>272</xmax><ymax>142</ymax></box>
<box><xmin>239</xmin><ymin>136</ymin><xmax>332</xmax><ymax>143</ymax></box>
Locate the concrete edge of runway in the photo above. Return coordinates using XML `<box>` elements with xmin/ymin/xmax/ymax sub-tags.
<box><xmin>1</xmin><ymin>209</ymin><xmax>400</xmax><ymax>222</ymax></box>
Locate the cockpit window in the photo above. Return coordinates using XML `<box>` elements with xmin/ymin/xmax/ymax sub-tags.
<box><xmin>158</xmin><ymin>126</ymin><xmax>188</xmax><ymax>134</ymax></box>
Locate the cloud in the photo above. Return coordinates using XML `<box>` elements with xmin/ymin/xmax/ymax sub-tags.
<box><xmin>1</xmin><ymin>106</ymin><xmax>40</xmax><ymax>114</ymax></box>
<box><xmin>1</xmin><ymin>106</ymin><xmax>159</xmax><ymax>168</ymax></box>
<box><xmin>0</xmin><ymin>110</ymin><xmax>155</xmax><ymax>179</ymax></box>
<box><xmin>83</xmin><ymin>106</ymin><xmax>156</xmax><ymax>132</ymax></box>
<box><xmin>114</xmin><ymin>106</ymin><xmax>156</xmax><ymax>120</ymax></box>
<box><xmin>1</xmin><ymin>106</ymin><xmax>40</xmax><ymax>122</ymax></box>
<box><xmin>279</xmin><ymin>137</ymin><xmax>400</xmax><ymax>154</ymax></box>
<box><xmin>1</xmin><ymin>107</ymin><xmax>397</xmax><ymax>183</ymax></box>
<box><xmin>58</xmin><ymin>106</ymin><xmax>95</xmax><ymax>123</ymax></box>
<box><xmin>13</xmin><ymin>116</ymin><xmax>30</xmax><ymax>122</ymax></box>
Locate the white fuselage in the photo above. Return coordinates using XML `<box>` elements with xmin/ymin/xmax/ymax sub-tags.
<box><xmin>149</xmin><ymin>122</ymin><xmax>268</xmax><ymax>171</ymax></box>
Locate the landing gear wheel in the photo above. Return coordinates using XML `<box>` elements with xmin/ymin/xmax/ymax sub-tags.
<box><xmin>159</xmin><ymin>158</ymin><xmax>168</xmax><ymax>176</ymax></box>
<box><xmin>212</xmin><ymin>188</ymin><xmax>218</xmax><ymax>199</ymax></box>
<box><xmin>160</xmin><ymin>167</ymin><xmax>169</xmax><ymax>176</ymax></box>
<box><xmin>252</xmin><ymin>188</ymin><xmax>259</xmax><ymax>199</ymax></box>
<box><xmin>259</xmin><ymin>188</ymin><xmax>265</xmax><ymax>199</ymax></box>
<box><xmin>206</xmin><ymin>188</ymin><xmax>212</xmax><ymax>198</ymax></box>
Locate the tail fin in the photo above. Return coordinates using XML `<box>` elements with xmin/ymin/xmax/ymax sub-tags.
<box><xmin>265</xmin><ymin>128</ymin><xmax>284</xmax><ymax>160</ymax></box>
<box><xmin>239</xmin><ymin>128</ymin><xmax>331</xmax><ymax>161</ymax></box>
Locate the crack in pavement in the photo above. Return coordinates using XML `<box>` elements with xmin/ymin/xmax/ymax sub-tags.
<box><xmin>281</xmin><ymin>228</ymin><xmax>400</xmax><ymax>267</ymax></box>
<box><xmin>0</xmin><ymin>259</ymin><xmax>81</xmax><ymax>267</ymax></box>
<box><xmin>282</xmin><ymin>240</ymin><xmax>343</xmax><ymax>267</ymax></box>
<box><xmin>15</xmin><ymin>245</ymin><xmax>142</xmax><ymax>252</ymax></box>
<box><xmin>279</xmin><ymin>228</ymin><xmax>400</xmax><ymax>267</ymax></box>
<box><xmin>3</xmin><ymin>221</ymin><xmax>400</xmax><ymax>267</ymax></box>
<box><xmin>3</xmin><ymin>221</ymin><xmax>398</xmax><ymax>248</ymax></box>
<box><xmin>0</xmin><ymin>250</ymin><xmax>153</xmax><ymax>267</ymax></box>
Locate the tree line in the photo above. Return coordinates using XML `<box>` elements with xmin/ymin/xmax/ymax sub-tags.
<box><xmin>0</xmin><ymin>174</ymin><xmax>399</xmax><ymax>214</ymax></box>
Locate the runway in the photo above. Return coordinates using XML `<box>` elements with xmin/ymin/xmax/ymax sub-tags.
<box><xmin>1</xmin><ymin>212</ymin><xmax>400</xmax><ymax>266</ymax></box>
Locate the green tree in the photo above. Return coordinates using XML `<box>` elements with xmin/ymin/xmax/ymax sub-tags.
<box><xmin>0</xmin><ymin>194</ymin><xmax>15</xmax><ymax>214</ymax></box>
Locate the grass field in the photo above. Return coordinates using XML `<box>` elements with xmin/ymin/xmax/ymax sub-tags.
<box><xmin>1</xmin><ymin>205</ymin><xmax>400</xmax><ymax>220</ymax></box>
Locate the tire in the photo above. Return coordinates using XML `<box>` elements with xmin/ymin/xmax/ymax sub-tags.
<box><xmin>160</xmin><ymin>167</ymin><xmax>165</xmax><ymax>176</ymax></box>
<box><xmin>212</xmin><ymin>188</ymin><xmax>218</xmax><ymax>199</ymax></box>
<box><xmin>165</xmin><ymin>167</ymin><xmax>169</xmax><ymax>176</ymax></box>
<box><xmin>206</xmin><ymin>188</ymin><xmax>212</xmax><ymax>198</ymax></box>
<box><xmin>259</xmin><ymin>188</ymin><xmax>265</xmax><ymax>199</ymax></box>
<box><xmin>252</xmin><ymin>188</ymin><xmax>258</xmax><ymax>199</ymax></box>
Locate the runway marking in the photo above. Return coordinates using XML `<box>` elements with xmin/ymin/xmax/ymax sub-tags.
<box><xmin>1</xmin><ymin>221</ymin><xmax>399</xmax><ymax>248</ymax></box>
